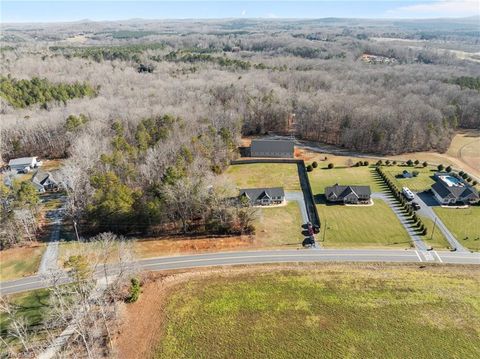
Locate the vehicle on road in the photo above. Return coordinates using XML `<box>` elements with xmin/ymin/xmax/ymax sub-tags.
<box><xmin>411</xmin><ymin>202</ymin><xmax>421</xmax><ymax>210</ymax></box>
<box><xmin>306</xmin><ymin>222</ymin><xmax>314</xmax><ymax>236</ymax></box>
<box><xmin>402</xmin><ymin>187</ymin><xmax>415</xmax><ymax>201</ymax></box>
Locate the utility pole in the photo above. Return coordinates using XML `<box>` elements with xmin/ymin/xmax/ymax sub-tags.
<box><xmin>73</xmin><ymin>220</ymin><xmax>80</xmax><ymax>241</ymax></box>
<box><xmin>323</xmin><ymin>219</ymin><xmax>327</xmax><ymax>242</ymax></box>
<box><xmin>430</xmin><ymin>217</ymin><xmax>437</xmax><ymax>240</ymax></box>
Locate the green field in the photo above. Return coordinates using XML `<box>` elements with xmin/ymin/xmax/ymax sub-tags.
<box><xmin>381</xmin><ymin>165</ymin><xmax>437</xmax><ymax>192</ymax></box>
<box><xmin>224</xmin><ymin>163</ymin><xmax>300</xmax><ymax>191</ymax></box>
<box><xmin>0</xmin><ymin>246</ymin><xmax>45</xmax><ymax>281</ymax></box>
<box><xmin>419</xmin><ymin>216</ymin><xmax>451</xmax><ymax>250</ymax></box>
<box><xmin>154</xmin><ymin>265</ymin><xmax>480</xmax><ymax>359</ymax></box>
<box><xmin>254</xmin><ymin>201</ymin><xmax>304</xmax><ymax>247</ymax></box>
<box><xmin>317</xmin><ymin>199</ymin><xmax>411</xmax><ymax>248</ymax></box>
<box><xmin>308</xmin><ymin>166</ymin><xmax>382</xmax><ymax>195</ymax></box>
<box><xmin>434</xmin><ymin>206</ymin><xmax>480</xmax><ymax>251</ymax></box>
<box><xmin>0</xmin><ymin>289</ymin><xmax>51</xmax><ymax>352</ymax></box>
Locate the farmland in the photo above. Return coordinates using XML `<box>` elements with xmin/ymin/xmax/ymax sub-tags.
<box><xmin>149</xmin><ymin>264</ymin><xmax>480</xmax><ymax>359</ymax></box>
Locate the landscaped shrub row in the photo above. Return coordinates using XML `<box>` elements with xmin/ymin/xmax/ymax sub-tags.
<box><xmin>376</xmin><ymin>166</ymin><xmax>428</xmax><ymax>236</ymax></box>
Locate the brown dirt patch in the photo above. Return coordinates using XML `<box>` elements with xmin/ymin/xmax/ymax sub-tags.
<box><xmin>135</xmin><ymin>235</ymin><xmax>255</xmax><ymax>258</ymax></box>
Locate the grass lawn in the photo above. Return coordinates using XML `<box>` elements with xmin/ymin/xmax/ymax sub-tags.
<box><xmin>253</xmin><ymin>201</ymin><xmax>304</xmax><ymax>247</ymax></box>
<box><xmin>308</xmin><ymin>166</ymin><xmax>382</xmax><ymax>195</ymax></box>
<box><xmin>224</xmin><ymin>163</ymin><xmax>300</xmax><ymax>191</ymax></box>
<box><xmin>153</xmin><ymin>264</ymin><xmax>480</xmax><ymax>359</ymax></box>
<box><xmin>434</xmin><ymin>206</ymin><xmax>480</xmax><ymax>252</ymax></box>
<box><xmin>0</xmin><ymin>289</ymin><xmax>51</xmax><ymax>352</ymax></box>
<box><xmin>418</xmin><ymin>216</ymin><xmax>451</xmax><ymax>251</ymax></box>
<box><xmin>0</xmin><ymin>245</ymin><xmax>45</xmax><ymax>281</ymax></box>
<box><xmin>317</xmin><ymin>199</ymin><xmax>411</xmax><ymax>248</ymax></box>
<box><xmin>381</xmin><ymin>165</ymin><xmax>437</xmax><ymax>192</ymax></box>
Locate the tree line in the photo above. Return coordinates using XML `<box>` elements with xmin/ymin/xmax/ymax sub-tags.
<box><xmin>0</xmin><ymin>75</ymin><xmax>97</xmax><ymax>109</ymax></box>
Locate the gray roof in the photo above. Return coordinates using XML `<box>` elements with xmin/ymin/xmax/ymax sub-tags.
<box><xmin>32</xmin><ymin>170</ymin><xmax>56</xmax><ymax>186</ymax></box>
<box><xmin>325</xmin><ymin>184</ymin><xmax>371</xmax><ymax>199</ymax></box>
<box><xmin>251</xmin><ymin>139</ymin><xmax>294</xmax><ymax>154</ymax></box>
<box><xmin>8</xmin><ymin>157</ymin><xmax>37</xmax><ymax>166</ymax></box>
<box><xmin>432</xmin><ymin>181</ymin><xmax>479</xmax><ymax>200</ymax></box>
<box><xmin>239</xmin><ymin>187</ymin><xmax>285</xmax><ymax>201</ymax></box>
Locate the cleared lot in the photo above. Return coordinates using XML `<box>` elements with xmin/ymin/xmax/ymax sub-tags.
<box><xmin>146</xmin><ymin>264</ymin><xmax>480</xmax><ymax>359</ymax></box>
<box><xmin>0</xmin><ymin>245</ymin><xmax>45</xmax><ymax>281</ymax></box>
<box><xmin>224</xmin><ymin>163</ymin><xmax>301</xmax><ymax>191</ymax></box>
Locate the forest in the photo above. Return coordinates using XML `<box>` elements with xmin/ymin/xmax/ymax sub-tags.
<box><xmin>1</xmin><ymin>18</ymin><xmax>479</xmax><ymax>244</ymax></box>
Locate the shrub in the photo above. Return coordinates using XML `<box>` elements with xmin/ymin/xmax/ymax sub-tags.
<box><xmin>473</xmin><ymin>180</ymin><xmax>478</xmax><ymax>186</ymax></box>
<box><xmin>376</xmin><ymin>160</ymin><xmax>383</xmax><ymax>166</ymax></box>
<box><xmin>354</xmin><ymin>162</ymin><xmax>360</xmax><ymax>167</ymax></box>
<box><xmin>327</xmin><ymin>163</ymin><xmax>334</xmax><ymax>169</ymax></box>
<box><xmin>437</xmin><ymin>164</ymin><xmax>444</xmax><ymax>171</ymax></box>
<box><xmin>363</xmin><ymin>161</ymin><xmax>369</xmax><ymax>166</ymax></box>
<box><xmin>312</xmin><ymin>161</ymin><xmax>318</xmax><ymax>168</ymax></box>
<box><xmin>422</xmin><ymin>161</ymin><xmax>428</xmax><ymax>167</ymax></box>
<box><xmin>467</xmin><ymin>177</ymin><xmax>472</xmax><ymax>183</ymax></box>
<box><xmin>414</xmin><ymin>160</ymin><xmax>419</xmax><ymax>165</ymax></box>
<box><xmin>445</xmin><ymin>165</ymin><xmax>452</xmax><ymax>173</ymax></box>
<box><xmin>385</xmin><ymin>160</ymin><xmax>391</xmax><ymax>166</ymax></box>
<box><xmin>306</xmin><ymin>164</ymin><xmax>313</xmax><ymax>172</ymax></box>
<box><xmin>461</xmin><ymin>172</ymin><xmax>468</xmax><ymax>179</ymax></box>
<box><xmin>407</xmin><ymin>160</ymin><xmax>413</xmax><ymax>166</ymax></box>
<box><xmin>459</xmin><ymin>171</ymin><xmax>465</xmax><ymax>176</ymax></box>
<box><xmin>126</xmin><ymin>278</ymin><xmax>141</xmax><ymax>303</ymax></box>
<box><xmin>392</xmin><ymin>160</ymin><xmax>397</xmax><ymax>165</ymax></box>
<box><xmin>412</xmin><ymin>170</ymin><xmax>419</xmax><ymax>177</ymax></box>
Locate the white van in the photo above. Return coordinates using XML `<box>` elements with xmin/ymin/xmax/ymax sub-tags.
<box><xmin>402</xmin><ymin>187</ymin><xmax>415</xmax><ymax>201</ymax></box>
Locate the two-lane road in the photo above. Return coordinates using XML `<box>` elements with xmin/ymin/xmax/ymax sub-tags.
<box><xmin>1</xmin><ymin>249</ymin><xmax>479</xmax><ymax>296</ymax></box>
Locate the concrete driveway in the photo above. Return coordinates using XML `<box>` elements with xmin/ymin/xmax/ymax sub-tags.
<box><xmin>285</xmin><ymin>191</ymin><xmax>308</xmax><ymax>223</ymax></box>
<box><xmin>371</xmin><ymin>192</ymin><xmax>428</xmax><ymax>251</ymax></box>
<box><xmin>414</xmin><ymin>192</ymin><xmax>467</xmax><ymax>252</ymax></box>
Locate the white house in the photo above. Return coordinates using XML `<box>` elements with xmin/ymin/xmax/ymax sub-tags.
<box><xmin>8</xmin><ymin>157</ymin><xmax>41</xmax><ymax>173</ymax></box>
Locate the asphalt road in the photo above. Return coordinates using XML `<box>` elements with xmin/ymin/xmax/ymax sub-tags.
<box><xmin>1</xmin><ymin>249</ymin><xmax>479</xmax><ymax>295</ymax></box>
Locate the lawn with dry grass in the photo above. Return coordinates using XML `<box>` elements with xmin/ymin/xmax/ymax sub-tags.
<box><xmin>0</xmin><ymin>245</ymin><xmax>45</xmax><ymax>281</ymax></box>
<box><xmin>224</xmin><ymin>163</ymin><xmax>301</xmax><ymax>191</ymax></box>
<box><xmin>147</xmin><ymin>264</ymin><xmax>480</xmax><ymax>359</ymax></box>
<box><xmin>253</xmin><ymin>201</ymin><xmax>304</xmax><ymax>247</ymax></box>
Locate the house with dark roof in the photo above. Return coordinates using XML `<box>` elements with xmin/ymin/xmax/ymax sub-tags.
<box><xmin>250</xmin><ymin>139</ymin><xmax>294</xmax><ymax>158</ymax></box>
<box><xmin>324</xmin><ymin>184</ymin><xmax>371</xmax><ymax>204</ymax></box>
<box><xmin>239</xmin><ymin>187</ymin><xmax>285</xmax><ymax>206</ymax></box>
<box><xmin>431</xmin><ymin>173</ymin><xmax>479</xmax><ymax>205</ymax></box>
<box><xmin>31</xmin><ymin>170</ymin><xmax>58</xmax><ymax>193</ymax></box>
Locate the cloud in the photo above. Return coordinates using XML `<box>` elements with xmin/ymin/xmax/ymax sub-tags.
<box><xmin>241</xmin><ymin>10</ymin><xmax>246</xmax><ymax>16</ymax></box>
<box><xmin>387</xmin><ymin>0</ymin><xmax>479</xmax><ymax>18</ymax></box>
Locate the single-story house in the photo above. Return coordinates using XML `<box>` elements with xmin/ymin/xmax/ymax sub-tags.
<box><xmin>31</xmin><ymin>171</ymin><xmax>58</xmax><ymax>193</ymax></box>
<box><xmin>250</xmin><ymin>139</ymin><xmax>294</xmax><ymax>158</ymax></box>
<box><xmin>8</xmin><ymin>157</ymin><xmax>41</xmax><ymax>173</ymax></box>
<box><xmin>239</xmin><ymin>187</ymin><xmax>285</xmax><ymax>206</ymax></box>
<box><xmin>325</xmin><ymin>184</ymin><xmax>372</xmax><ymax>204</ymax></box>
<box><xmin>431</xmin><ymin>173</ymin><xmax>479</xmax><ymax>205</ymax></box>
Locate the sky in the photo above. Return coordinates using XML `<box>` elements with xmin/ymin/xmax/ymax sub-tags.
<box><xmin>1</xmin><ymin>0</ymin><xmax>479</xmax><ymax>23</ymax></box>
